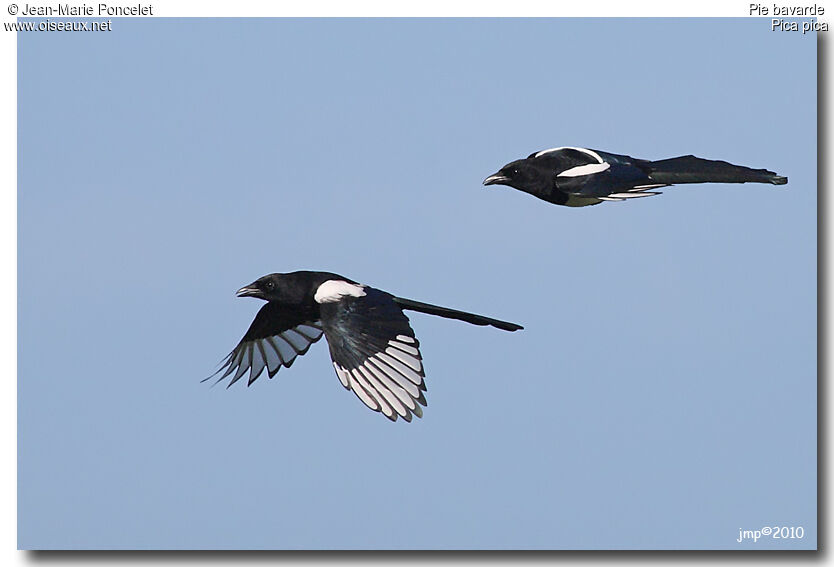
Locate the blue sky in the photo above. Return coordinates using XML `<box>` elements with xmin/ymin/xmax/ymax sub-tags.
<box><xmin>18</xmin><ymin>18</ymin><xmax>816</xmax><ymax>549</ymax></box>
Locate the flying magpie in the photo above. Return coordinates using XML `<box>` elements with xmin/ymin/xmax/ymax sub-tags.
<box><xmin>483</xmin><ymin>147</ymin><xmax>788</xmax><ymax>207</ymax></box>
<box><xmin>206</xmin><ymin>271</ymin><xmax>523</xmax><ymax>422</ymax></box>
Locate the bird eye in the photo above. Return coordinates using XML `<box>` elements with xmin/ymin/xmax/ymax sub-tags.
<box><xmin>513</xmin><ymin>168</ymin><xmax>519</xmax><ymax>175</ymax></box>
<box><xmin>265</xmin><ymin>281</ymin><xmax>275</xmax><ymax>291</ymax></box>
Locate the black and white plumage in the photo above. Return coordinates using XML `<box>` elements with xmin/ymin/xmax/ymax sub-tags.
<box><xmin>206</xmin><ymin>271</ymin><xmax>523</xmax><ymax>422</ymax></box>
<box><xmin>483</xmin><ymin>147</ymin><xmax>788</xmax><ymax>208</ymax></box>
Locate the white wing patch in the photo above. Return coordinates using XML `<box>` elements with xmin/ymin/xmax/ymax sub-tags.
<box><xmin>557</xmin><ymin>162</ymin><xmax>611</xmax><ymax>178</ymax></box>
<box><xmin>608</xmin><ymin>191</ymin><xmax>660</xmax><ymax>200</ymax></box>
<box><xmin>332</xmin><ymin>336</ymin><xmax>426</xmax><ymax>422</ymax></box>
<box><xmin>314</xmin><ymin>280</ymin><xmax>367</xmax><ymax>304</ymax></box>
<box><xmin>600</xmin><ymin>190</ymin><xmax>662</xmax><ymax>202</ymax></box>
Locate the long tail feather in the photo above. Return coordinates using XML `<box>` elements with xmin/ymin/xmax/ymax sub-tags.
<box><xmin>392</xmin><ymin>297</ymin><xmax>523</xmax><ymax>332</ymax></box>
<box><xmin>647</xmin><ymin>155</ymin><xmax>787</xmax><ymax>186</ymax></box>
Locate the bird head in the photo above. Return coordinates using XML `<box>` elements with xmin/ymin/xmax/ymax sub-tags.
<box><xmin>236</xmin><ymin>274</ymin><xmax>287</xmax><ymax>302</ymax></box>
<box><xmin>483</xmin><ymin>159</ymin><xmax>546</xmax><ymax>191</ymax></box>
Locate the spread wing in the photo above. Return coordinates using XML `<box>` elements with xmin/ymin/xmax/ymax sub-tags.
<box><xmin>319</xmin><ymin>288</ymin><xmax>427</xmax><ymax>422</ymax></box>
<box><xmin>206</xmin><ymin>302</ymin><xmax>324</xmax><ymax>388</ymax></box>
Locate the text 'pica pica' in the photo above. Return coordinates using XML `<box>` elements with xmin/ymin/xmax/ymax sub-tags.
<box><xmin>484</xmin><ymin>147</ymin><xmax>788</xmax><ymax>207</ymax></box>
<box><xmin>207</xmin><ymin>271</ymin><xmax>523</xmax><ymax>422</ymax></box>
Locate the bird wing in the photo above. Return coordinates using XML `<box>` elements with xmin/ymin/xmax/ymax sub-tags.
<box><xmin>531</xmin><ymin>147</ymin><xmax>647</xmax><ymax>197</ymax></box>
<box><xmin>319</xmin><ymin>288</ymin><xmax>427</xmax><ymax>422</ymax></box>
<box><xmin>556</xmin><ymin>165</ymin><xmax>656</xmax><ymax>195</ymax></box>
<box><xmin>553</xmin><ymin>150</ymin><xmax>661</xmax><ymax>199</ymax></box>
<box><xmin>206</xmin><ymin>302</ymin><xmax>324</xmax><ymax>388</ymax></box>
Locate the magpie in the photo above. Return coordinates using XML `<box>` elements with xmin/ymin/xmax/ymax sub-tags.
<box><xmin>483</xmin><ymin>147</ymin><xmax>788</xmax><ymax>207</ymax></box>
<box><xmin>206</xmin><ymin>271</ymin><xmax>523</xmax><ymax>422</ymax></box>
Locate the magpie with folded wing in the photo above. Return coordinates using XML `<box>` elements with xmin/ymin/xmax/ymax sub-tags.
<box><xmin>206</xmin><ymin>271</ymin><xmax>523</xmax><ymax>422</ymax></box>
<box><xmin>483</xmin><ymin>147</ymin><xmax>788</xmax><ymax>207</ymax></box>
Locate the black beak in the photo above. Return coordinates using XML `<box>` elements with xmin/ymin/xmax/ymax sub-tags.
<box><xmin>236</xmin><ymin>284</ymin><xmax>261</xmax><ymax>298</ymax></box>
<box><xmin>483</xmin><ymin>173</ymin><xmax>510</xmax><ymax>186</ymax></box>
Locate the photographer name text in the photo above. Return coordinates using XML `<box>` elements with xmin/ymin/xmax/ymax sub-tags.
<box><xmin>19</xmin><ymin>3</ymin><xmax>152</xmax><ymax>16</ymax></box>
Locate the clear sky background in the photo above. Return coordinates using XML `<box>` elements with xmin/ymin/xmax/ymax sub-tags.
<box><xmin>18</xmin><ymin>18</ymin><xmax>816</xmax><ymax>550</ymax></box>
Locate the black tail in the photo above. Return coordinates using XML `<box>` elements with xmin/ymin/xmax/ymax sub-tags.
<box><xmin>393</xmin><ymin>297</ymin><xmax>523</xmax><ymax>332</ymax></box>
<box><xmin>647</xmin><ymin>155</ymin><xmax>787</xmax><ymax>186</ymax></box>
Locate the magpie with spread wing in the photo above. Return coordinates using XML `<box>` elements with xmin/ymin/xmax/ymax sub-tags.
<box><xmin>206</xmin><ymin>271</ymin><xmax>523</xmax><ymax>422</ymax></box>
<box><xmin>483</xmin><ymin>147</ymin><xmax>788</xmax><ymax>207</ymax></box>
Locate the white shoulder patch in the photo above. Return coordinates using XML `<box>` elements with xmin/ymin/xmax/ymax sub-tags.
<box><xmin>314</xmin><ymin>280</ymin><xmax>367</xmax><ymax>304</ymax></box>
<box><xmin>534</xmin><ymin>146</ymin><xmax>604</xmax><ymax>164</ymax></box>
